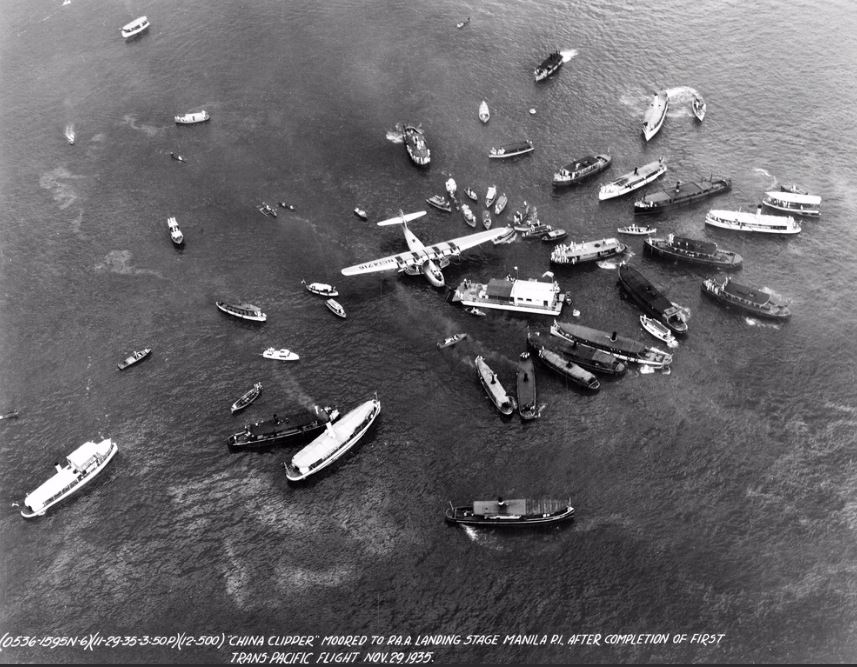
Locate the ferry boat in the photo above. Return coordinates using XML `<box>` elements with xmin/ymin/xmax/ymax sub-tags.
<box><xmin>20</xmin><ymin>438</ymin><xmax>118</xmax><ymax>518</ymax></box>
<box><xmin>617</xmin><ymin>224</ymin><xmax>656</xmax><ymax>235</ymax></box>
<box><xmin>642</xmin><ymin>91</ymin><xmax>669</xmax><ymax>141</ymax></box>
<box><xmin>426</xmin><ymin>194</ymin><xmax>452</xmax><ymax>212</ymax></box>
<box><xmin>550</xmin><ymin>238</ymin><xmax>627</xmax><ymax>265</ymax></box>
<box><xmin>762</xmin><ymin>191</ymin><xmax>821</xmax><ymax>217</ymax></box>
<box><xmin>534</xmin><ymin>51</ymin><xmax>564</xmax><ymax>82</ymax></box>
<box><xmin>599</xmin><ymin>159</ymin><xmax>667</xmax><ymax>200</ymax></box>
<box><xmin>494</xmin><ymin>193</ymin><xmax>508</xmax><ymax>215</ymax></box>
<box><xmin>228</xmin><ymin>405</ymin><xmax>340</xmax><ymax>449</ymax></box>
<box><xmin>701</xmin><ymin>275</ymin><xmax>791</xmax><ymax>320</ymax></box>
<box><xmin>640</xmin><ymin>315</ymin><xmax>678</xmax><ymax>349</ymax></box>
<box><xmin>216</xmin><ymin>301</ymin><xmax>267</xmax><ymax>322</ymax></box>
<box><xmin>167</xmin><ymin>216</ymin><xmax>184</xmax><ymax>246</ymax></box>
<box><xmin>446</xmin><ymin>498</ymin><xmax>574</xmax><ymax>527</ymax></box>
<box><xmin>479</xmin><ymin>100</ymin><xmax>490</xmax><ymax>123</ymax></box>
<box><xmin>120</xmin><ymin>16</ymin><xmax>150</xmax><ymax>39</ymax></box>
<box><xmin>117</xmin><ymin>348</ymin><xmax>151</xmax><ymax>370</ymax></box>
<box><xmin>325</xmin><ymin>298</ymin><xmax>347</xmax><ymax>318</ymax></box>
<box><xmin>617</xmin><ymin>263</ymin><xmax>688</xmax><ymax>335</ymax></box>
<box><xmin>402</xmin><ymin>124</ymin><xmax>430</xmax><ymax>166</ymax></box>
<box><xmin>553</xmin><ymin>154</ymin><xmax>612</xmax><ymax>187</ymax></box>
<box><xmin>704</xmin><ymin>208</ymin><xmax>801</xmax><ymax>235</ymax></box>
<box><xmin>174</xmin><ymin>111</ymin><xmax>210</xmax><ymax>125</ymax></box>
<box><xmin>516</xmin><ymin>352</ymin><xmax>538</xmax><ymax>421</ymax></box>
<box><xmin>474</xmin><ymin>356</ymin><xmax>516</xmax><ymax>416</ymax></box>
<box><xmin>261</xmin><ymin>348</ymin><xmax>299</xmax><ymax>361</ymax></box>
<box><xmin>231</xmin><ymin>382</ymin><xmax>262</xmax><ymax>414</ymax></box>
<box><xmin>644</xmin><ymin>234</ymin><xmax>743</xmax><ymax>270</ymax></box>
<box><xmin>550</xmin><ymin>320</ymin><xmax>672</xmax><ymax>369</ymax></box>
<box><xmin>485</xmin><ymin>185</ymin><xmax>497</xmax><ymax>208</ymax></box>
<box><xmin>527</xmin><ymin>329</ymin><xmax>627</xmax><ymax>377</ymax></box>
<box><xmin>489</xmin><ymin>140</ymin><xmax>534</xmax><ymax>159</ymax></box>
<box><xmin>302</xmin><ymin>279</ymin><xmax>338</xmax><ymax>297</ymax></box>
<box><xmin>537</xmin><ymin>345</ymin><xmax>601</xmax><ymax>392</ymax></box>
<box><xmin>450</xmin><ymin>273</ymin><xmax>566</xmax><ymax>316</ymax></box>
<box><xmin>437</xmin><ymin>333</ymin><xmax>468</xmax><ymax>349</ymax></box>
<box><xmin>692</xmin><ymin>95</ymin><xmax>706</xmax><ymax>121</ymax></box>
<box><xmin>283</xmin><ymin>396</ymin><xmax>381</xmax><ymax>481</ymax></box>
<box><xmin>633</xmin><ymin>176</ymin><xmax>731</xmax><ymax>214</ymax></box>
<box><xmin>461</xmin><ymin>204</ymin><xmax>477</xmax><ymax>228</ymax></box>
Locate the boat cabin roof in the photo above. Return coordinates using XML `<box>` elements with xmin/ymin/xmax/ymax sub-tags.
<box><xmin>67</xmin><ymin>439</ymin><xmax>113</xmax><ymax>471</ymax></box>
<box><xmin>25</xmin><ymin>467</ymin><xmax>79</xmax><ymax>510</ymax></box>
<box><xmin>473</xmin><ymin>499</ymin><xmax>528</xmax><ymax>515</ymax></box>
<box><xmin>290</xmin><ymin>400</ymin><xmax>375</xmax><ymax>472</ymax></box>
<box><xmin>764</xmin><ymin>191</ymin><xmax>821</xmax><ymax>206</ymax></box>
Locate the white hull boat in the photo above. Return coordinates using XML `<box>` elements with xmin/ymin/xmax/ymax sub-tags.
<box><xmin>167</xmin><ymin>216</ymin><xmax>184</xmax><ymax>246</ymax></box>
<box><xmin>762</xmin><ymin>191</ymin><xmax>821</xmax><ymax>217</ymax></box>
<box><xmin>302</xmin><ymin>279</ymin><xmax>338</xmax><ymax>297</ymax></box>
<box><xmin>479</xmin><ymin>100</ymin><xmax>490</xmax><ymax>123</ymax></box>
<box><xmin>642</xmin><ymin>91</ymin><xmax>669</xmax><ymax>141</ymax></box>
<box><xmin>121</xmin><ymin>16</ymin><xmax>150</xmax><ymax>39</ymax></box>
<box><xmin>175</xmin><ymin>111</ymin><xmax>210</xmax><ymax>125</ymax></box>
<box><xmin>705</xmin><ymin>209</ymin><xmax>801</xmax><ymax>234</ymax></box>
<box><xmin>599</xmin><ymin>159</ymin><xmax>667</xmax><ymax>200</ymax></box>
<box><xmin>326</xmin><ymin>298</ymin><xmax>347</xmax><ymax>318</ymax></box>
<box><xmin>261</xmin><ymin>347</ymin><xmax>300</xmax><ymax>361</ymax></box>
<box><xmin>640</xmin><ymin>315</ymin><xmax>678</xmax><ymax>348</ymax></box>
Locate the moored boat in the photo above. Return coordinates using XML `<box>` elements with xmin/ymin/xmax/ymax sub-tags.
<box><xmin>174</xmin><ymin>111</ymin><xmax>210</xmax><ymax>125</ymax></box>
<box><xmin>474</xmin><ymin>356</ymin><xmax>517</xmax><ymax>415</ymax></box>
<box><xmin>553</xmin><ymin>154</ymin><xmax>612</xmax><ymax>186</ymax></box>
<box><xmin>231</xmin><ymin>382</ymin><xmax>262</xmax><ymax>414</ymax></box>
<box><xmin>20</xmin><ymin>438</ymin><xmax>118</xmax><ymax>518</ymax></box>
<box><xmin>534</xmin><ymin>51</ymin><xmax>564</xmax><ymax>82</ymax></box>
<box><xmin>445</xmin><ymin>498</ymin><xmax>574</xmax><ymax>526</ymax></box>
<box><xmin>445</xmin><ymin>178</ymin><xmax>457</xmax><ymax>198</ymax></box>
<box><xmin>521</xmin><ymin>223</ymin><xmax>552</xmax><ymax>239</ymax></box>
<box><xmin>302</xmin><ymin>279</ymin><xmax>338</xmax><ymax>297</ymax></box>
<box><xmin>550</xmin><ymin>320</ymin><xmax>672</xmax><ymax>368</ymax></box>
<box><xmin>261</xmin><ymin>348</ymin><xmax>299</xmax><ymax>361</ymax></box>
<box><xmin>617</xmin><ymin>224</ymin><xmax>656</xmax><ymax>235</ymax></box>
<box><xmin>121</xmin><ymin>16</ymin><xmax>150</xmax><ymax>39</ymax></box>
<box><xmin>704</xmin><ymin>208</ymin><xmax>801</xmax><ymax>235</ymax></box>
<box><xmin>640</xmin><ymin>315</ymin><xmax>678</xmax><ymax>348</ymax></box>
<box><xmin>536</xmin><ymin>346</ymin><xmax>600</xmax><ymax>392</ymax></box>
<box><xmin>527</xmin><ymin>328</ymin><xmax>627</xmax><ymax>377</ymax></box>
<box><xmin>489</xmin><ymin>140</ymin><xmax>534</xmax><ymax>159</ymax></box>
<box><xmin>494</xmin><ymin>193</ymin><xmax>508</xmax><ymax>215</ymax></box>
<box><xmin>762</xmin><ymin>191</ymin><xmax>821</xmax><ymax>217</ymax></box>
<box><xmin>326</xmin><ymin>298</ymin><xmax>347</xmax><ymax>318</ymax></box>
<box><xmin>541</xmin><ymin>228</ymin><xmax>567</xmax><ymax>242</ymax></box>
<box><xmin>216</xmin><ymin>301</ymin><xmax>267</xmax><ymax>322</ymax></box>
<box><xmin>461</xmin><ymin>204</ymin><xmax>477</xmax><ymax>227</ymax></box>
<box><xmin>228</xmin><ymin>405</ymin><xmax>340</xmax><ymax>449</ymax></box>
<box><xmin>482</xmin><ymin>211</ymin><xmax>492</xmax><ymax>230</ymax></box>
<box><xmin>402</xmin><ymin>124</ymin><xmax>430</xmax><ymax>166</ymax></box>
<box><xmin>479</xmin><ymin>99</ymin><xmax>490</xmax><ymax>123</ymax></box>
<box><xmin>491</xmin><ymin>228</ymin><xmax>516</xmax><ymax>244</ymax></box>
<box><xmin>437</xmin><ymin>333</ymin><xmax>468</xmax><ymax>349</ymax></box>
<box><xmin>464</xmin><ymin>187</ymin><xmax>478</xmax><ymax>202</ymax></box>
<box><xmin>644</xmin><ymin>234</ymin><xmax>743</xmax><ymax>270</ymax></box>
<box><xmin>634</xmin><ymin>176</ymin><xmax>732</xmax><ymax>214</ymax></box>
<box><xmin>117</xmin><ymin>348</ymin><xmax>151</xmax><ymax>370</ymax></box>
<box><xmin>617</xmin><ymin>263</ymin><xmax>688</xmax><ymax>335</ymax></box>
<box><xmin>599</xmin><ymin>159</ymin><xmax>667</xmax><ymax>200</ymax></box>
<box><xmin>516</xmin><ymin>352</ymin><xmax>538</xmax><ymax>420</ymax></box>
<box><xmin>167</xmin><ymin>216</ymin><xmax>184</xmax><ymax>246</ymax></box>
<box><xmin>485</xmin><ymin>185</ymin><xmax>497</xmax><ymax>208</ymax></box>
<box><xmin>692</xmin><ymin>95</ymin><xmax>706</xmax><ymax>121</ymax></box>
<box><xmin>451</xmin><ymin>273</ymin><xmax>566</xmax><ymax>317</ymax></box>
<box><xmin>701</xmin><ymin>274</ymin><xmax>791</xmax><ymax>320</ymax></box>
<box><xmin>283</xmin><ymin>396</ymin><xmax>381</xmax><ymax>481</ymax></box>
<box><xmin>550</xmin><ymin>238</ymin><xmax>627</xmax><ymax>265</ymax></box>
<box><xmin>642</xmin><ymin>90</ymin><xmax>669</xmax><ymax>141</ymax></box>
<box><xmin>426</xmin><ymin>194</ymin><xmax>452</xmax><ymax>212</ymax></box>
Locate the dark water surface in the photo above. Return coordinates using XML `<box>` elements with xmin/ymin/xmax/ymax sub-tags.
<box><xmin>2</xmin><ymin>0</ymin><xmax>857</xmax><ymax>663</ymax></box>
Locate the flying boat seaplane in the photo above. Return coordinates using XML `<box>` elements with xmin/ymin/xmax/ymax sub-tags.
<box><xmin>341</xmin><ymin>210</ymin><xmax>512</xmax><ymax>288</ymax></box>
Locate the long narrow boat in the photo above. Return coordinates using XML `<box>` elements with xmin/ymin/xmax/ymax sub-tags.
<box><xmin>231</xmin><ymin>382</ymin><xmax>262</xmax><ymax>414</ymax></box>
<box><xmin>228</xmin><ymin>405</ymin><xmax>340</xmax><ymax>449</ymax></box>
<box><xmin>216</xmin><ymin>301</ymin><xmax>267</xmax><ymax>322</ymax></box>
<box><xmin>617</xmin><ymin>263</ymin><xmax>688</xmax><ymax>336</ymax></box>
<box><xmin>599</xmin><ymin>159</ymin><xmax>667</xmax><ymax>200</ymax></box>
<box><xmin>644</xmin><ymin>234</ymin><xmax>743</xmax><ymax>270</ymax></box>
<box><xmin>553</xmin><ymin>154</ymin><xmax>612</xmax><ymax>187</ymax></box>
<box><xmin>550</xmin><ymin>320</ymin><xmax>672</xmax><ymax>369</ymax></box>
<box><xmin>283</xmin><ymin>396</ymin><xmax>381</xmax><ymax>481</ymax></box>
<box><xmin>704</xmin><ymin>208</ymin><xmax>801</xmax><ymax>235</ymax></box>
<box><xmin>701</xmin><ymin>275</ymin><xmax>791</xmax><ymax>320</ymax></box>
<box><xmin>20</xmin><ymin>439</ymin><xmax>118</xmax><ymax>518</ymax></box>
<box><xmin>174</xmin><ymin>111</ymin><xmax>210</xmax><ymax>125</ymax></box>
<box><xmin>536</xmin><ymin>347</ymin><xmax>600</xmax><ymax>392</ymax></box>
<box><xmin>446</xmin><ymin>498</ymin><xmax>574</xmax><ymax>526</ymax></box>
<box><xmin>617</xmin><ymin>224</ymin><xmax>656</xmax><ymax>235</ymax></box>
<box><xmin>534</xmin><ymin>51</ymin><xmax>564</xmax><ymax>82</ymax></box>
<box><xmin>642</xmin><ymin>91</ymin><xmax>669</xmax><ymax>141</ymax></box>
<box><xmin>475</xmin><ymin>356</ymin><xmax>516</xmax><ymax>415</ymax></box>
<box><xmin>550</xmin><ymin>238</ymin><xmax>627</xmax><ymax>265</ymax></box>
<box><xmin>527</xmin><ymin>329</ymin><xmax>627</xmax><ymax>377</ymax></box>
<box><xmin>516</xmin><ymin>352</ymin><xmax>538</xmax><ymax>421</ymax></box>
<box><xmin>633</xmin><ymin>176</ymin><xmax>731</xmax><ymax>214</ymax></box>
<box><xmin>489</xmin><ymin>140</ymin><xmax>534</xmax><ymax>159</ymax></box>
<box><xmin>761</xmin><ymin>191</ymin><xmax>821</xmax><ymax>217</ymax></box>
<box><xmin>117</xmin><ymin>348</ymin><xmax>151</xmax><ymax>370</ymax></box>
<box><xmin>402</xmin><ymin>124</ymin><xmax>430</xmax><ymax>166</ymax></box>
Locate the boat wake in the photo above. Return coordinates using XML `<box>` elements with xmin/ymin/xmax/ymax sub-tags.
<box><xmin>385</xmin><ymin>123</ymin><xmax>406</xmax><ymax>144</ymax></box>
<box><xmin>559</xmin><ymin>49</ymin><xmax>578</xmax><ymax>63</ymax></box>
<box><xmin>94</xmin><ymin>250</ymin><xmax>162</xmax><ymax>278</ymax></box>
<box><xmin>122</xmin><ymin>114</ymin><xmax>160</xmax><ymax>138</ymax></box>
<box><xmin>752</xmin><ymin>168</ymin><xmax>779</xmax><ymax>189</ymax></box>
<box><xmin>596</xmin><ymin>259</ymin><xmax>622</xmax><ymax>270</ymax></box>
<box><xmin>64</xmin><ymin>123</ymin><xmax>75</xmax><ymax>144</ymax></box>
<box><xmin>39</xmin><ymin>166</ymin><xmax>82</xmax><ymax>210</ymax></box>
<box><xmin>745</xmin><ymin>317</ymin><xmax>780</xmax><ymax>329</ymax></box>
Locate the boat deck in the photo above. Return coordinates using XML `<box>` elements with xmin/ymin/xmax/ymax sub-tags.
<box><xmin>472</xmin><ymin>498</ymin><xmax>568</xmax><ymax>517</ymax></box>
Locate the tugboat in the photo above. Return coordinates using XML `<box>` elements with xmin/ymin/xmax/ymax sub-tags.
<box><xmin>445</xmin><ymin>497</ymin><xmax>574</xmax><ymax>527</ymax></box>
<box><xmin>701</xmin><ymin>274</ymin><xmax>791</xmax><ymax>320</ymax></box>
<box><xmin>474</xmin><ymin>356</ymin><xmax>516</xmax><ymax>416</ymax></box>
<box><xmin>633</xmin><ymin>177</ymin><xmax>731</xmax><ymax>215</ymax></box>
<box><xmin>516</xmin><ymin>352</ymin><xmax>538</xmax><ymax>421</ymax></box>
<box><xmin>553</xmin><ymin>154</ymin><xmax>612</xmax><ymax>187</ymax></box>
<box><xmin>644</xmin><ymin>234</ymin><xmax>743</xmax><ymax>270</ymax></box>
<box><xmin>228</xmin><ymin>405</ymin><xmax>340</xmax><ymax>449</ymax></box>
<box><xmin>527</xmin><ymin>328</ymin><xmax>627</xmax><ymax>377</ymax></box>
<box><xmin>535</xmin><ymin>347</ymin><xmax>600</xmax><ymax>392</ymax></box>
<box><xmin>402</xmin><ymin>124</ymin><xmax>431</xmax><ymax>166</ymax></box>
<box><xmin>534</xmin><ymin>51</ymin><xmax>563</xmax><ymax>82</ymax></box>
<box><xmin>617</xmin><ymin>263</ymin><xmax>688</xmax><ymax>336</ymax></box>
<box><xmin>550</xmin><ymin>320</ymin><xmax>672</xmax><ymax>369</ymax></box>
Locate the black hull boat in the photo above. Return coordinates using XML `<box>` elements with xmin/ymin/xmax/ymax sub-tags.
<box><xmin>534</xmin><ymin>51</ymin><xmax>563</xmax><ymax>82</ymax></box>
<box><xmin>644</xmin><ymin>234</ymin><xmax>742</xmax><ymax>270</ymax></box>
<box><xmin>535</xmin><ymin>347</ymin><xmax>600</xmax><ymax>392</ymax></box>
<box><xmin>701</xmin><ymin>275</ymin><xmax>791</xmax><ymax>320</ymax></box>
<box><xmin>553</xmin><ymin>154</ymin><xmax>612</xmax><ymax>187</ymax></box>
<box><xmin>446</xmin><ymin>498</ymin><xmax>574</xmax><ymax>527</ymax></box>
<box><xmin>228</xmin><ymin>405</ymin><xmax>340</xmax><ymax>449</ymax></box>
<box><xmin>550</xmin><ymin>320</ymin><xmax>672</xmax><ymax>369</ymax></box>
<box><xmin>617</xmin><ymin>264</ymin><xmax>688</xmax><ymax>336</ymax></box>
<box><xmin>633</xmin><ymin>177</ymin><xmax>731</xmax><ymax>214</ymax></box>
<box><xmin>527</xmin><ymin>329</ymin><xmax>626</xmax><ymax>377</ymax></box>
<box><xmin>516</xmin><ymin>352</ymin><xmax>538</xmax><ymax>421</ymax></box>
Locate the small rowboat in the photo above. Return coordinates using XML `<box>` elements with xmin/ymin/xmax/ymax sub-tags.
<box><xmin>302</xmin><ymin>279</ymin><xmax>338</xmax><ymax>297</ymax></box>
<box><xmin>353</xmin><ymin>207</ymin><xmax>368</xmax><ymax>220</ymax></box>
<box><xmin>326</xmin><ymin>299</ymin><xmax>347</xmax><ymax>319</ymax></box>
<box><xmin>174</xmin><ymin>111</ymin><xmax>210</xmax><ymax>125</ymax></box>
<box><xmin>691</xmin><ymin>95</ymin><xmax>706</xmax><ymax>122</ymax></box>
<box><xmin>461</xmin><ymin>204</ymin><xmax>477</xmax><ymax>228</ymax></box>
<box><xmin>640</xmin><ymin>315</ymin><xmax>678</xmax><ymax>348</ymax></box>
<box><xmin>465</xmin><ymin>307</ymin><xmax>486</xmax><ymax>317</ymax></box>
<box><xmin>542</xmin><ymin>229</ymin><xmax>567</xmax><ymax>242</ymax></box>
<box><xmin>618</xmin><ymin>224</ymin><xmax>656</xmax><ymax>235</ymax></box>
<box><xmin>494</xmin><ymin>193</ymin><xmax>508</xmax><ymax>216</ymax></box>
<box><xmin>261</xmin><ymin>348</ymin><xmax>299</xmax><ymax>361</ymax></box>
<box><xmin>479</xmin><ymin>100</ymin><xmax>490</xmax><ymax>124</ymax></box>
<box><xmin>117</xmin><ymin>348</ymin><xmax>151</xmax><ymax>370</ymax></box>
<box><xmin>464</xmin><ymin>187</ymin><xmax>478</xmax><ymax>202</ymax></box>
<box><xmin>437</xmin><ymin>333</ymin><xmax>468</xmax><ymax>349</ymax></box>
<box><xmin>231</xmin><ymin>382</ymin><xmax>262</xmax><ymax>414</ymax></box>
<box><xmin>485</xmin><ymin>185</ymin><xmax>497</xmax><ymax>208</ymax></box>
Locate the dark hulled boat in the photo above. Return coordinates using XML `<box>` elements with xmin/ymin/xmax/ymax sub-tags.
<box><xmin>644</xmin><ymin>234</ymin><xmax>743</xmax><ymax>270</ymax></box>
<box><xmin>446</xmin><ymin>498</ymin><xmax>574</xmax><ymax>527</ymax></box>
<box><xmin>535</xmin><ymin>347</ymin><xmax>600</xmax><ymax>392</ymax></box>
<box><xmin>527</xmin><ymin>329</ymin><xmax>626</xmax><ymax>377</ymax></box>
<box><xmin>550</xmin><ymin>320</ymin><xmax>672</xmax><ymax>369</ymax></box>
<box><xmin>552</xmin><ymin>154</ymin><xmax>612</xmax><ymax>187</ymax></box>
<box><xmin>516</xmin><ymin>352</ymin><xmax>538</xmax><ymax>421</ymax></box>
<box><xmin>228</xmin><ymin>405</ymin><xmax>340</xmax><ymax>449</ymax></box>
<box><xmin>634</xmin><ymin>176</ymin><xmax>731</xmax><ymax>214</ymax></box>
<box><xmin>617</xmin><ymin>264</ymin><xmax>688</xmax><ymax>335</ymax></box>
<box><xmin>534</xmin><ymin>51</ymin><xmax>563</xmax><ymax>82</ymax></box>
<box><xmin>701</xmin><ymin>275</ymin><xmax>791</xmax><ymax>320</ymax></box>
